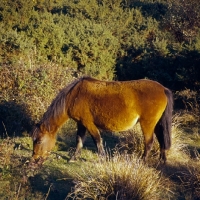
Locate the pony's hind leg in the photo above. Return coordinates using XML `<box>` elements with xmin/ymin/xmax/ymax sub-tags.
<box><xmin>160</xmin><ymin>149</ymin><xmax>167</xmax><ymax>163</ymax></box>
<box><xmin>155</xmin><ymin>123</ymin><xmax>167</xmax><ymax>163</ymax></box>
<box><xmin>140</xmin><ymin>121</ymin><xmax>155</xmax><ymax>162</ymax></box>
<box><xmin>69</xmin><ymin>123</ymin><xmax>86</xmax><ymax>162</ymax></box>
<box><xmin>142</xmin><ymin>134</ymin><xmax>154</xmax><ymax>162</ymax></box>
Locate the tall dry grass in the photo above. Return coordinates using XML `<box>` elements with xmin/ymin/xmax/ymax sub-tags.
<box><xmin>166</xmin><ymin>114</ymin><xmax>190</xmax><ymax>162</ymax></box>
<box><xmin>66</xmin><ymin>152</ymin><xmax>172</xmax><ymax>200</ymax></box>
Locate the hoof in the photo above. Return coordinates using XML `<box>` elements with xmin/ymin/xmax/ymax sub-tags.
<box><xmin>159</xmin><ymin>154</ymin><xmax>167</xmax><ymax>164</ymax></box>
<box><xmin>68</xmin><ymin>156</ymin><xmax>78</xmax><ymax>163</ymax></box>
<box><xmin>68</xmin><ymin>159</ymin><xmax>77</xmax><ymax>163</ymax></box>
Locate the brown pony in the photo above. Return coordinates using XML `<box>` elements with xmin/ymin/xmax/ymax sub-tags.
<box><xmin>32</xmin><ymin>77</ymin><xmax>173</xmax><ymax>163</ymax></box>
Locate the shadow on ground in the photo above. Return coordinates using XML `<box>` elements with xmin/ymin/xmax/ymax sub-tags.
<box><xmin>0</xmin><ymin>101</ymin><xmax>33</xmax><ymax>137</ymax></box>
<box><xmin>155</xmin><ymin>159</ymin><xmax>200</xmax><ymax>199</ymax></box>
<box><xmin>57</xmin><ymin>130</ymin><xmax>121</xmax><ymax>157</ymax></box>
<box><xmin>29</xmin><ymin>168</ymin><xmax>74</xmax><ymax>200</ymax></box>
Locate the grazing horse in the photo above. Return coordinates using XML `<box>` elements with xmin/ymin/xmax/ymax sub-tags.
<box><xmin>32</xmin><ymin>77</ymin><xmax>173</xmax><ymax>163</ymax></box>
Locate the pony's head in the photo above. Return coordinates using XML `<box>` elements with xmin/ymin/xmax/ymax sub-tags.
<box><xmin>31</xmin><ymin>124</ymin><xmax>56</xmax><ymax>160</ymax></box>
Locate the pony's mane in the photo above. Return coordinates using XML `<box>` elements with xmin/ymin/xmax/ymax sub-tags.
<box><xmin>40</xmin><ymin>77</ymin><xmax>86</xmax><ymax>128</ymax></box>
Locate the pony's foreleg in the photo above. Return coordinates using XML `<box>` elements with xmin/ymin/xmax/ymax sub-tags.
<box><xmin>86</xmin><ymin>124</ymin><xmax>105</xmax><ymax>157</ymax></box>
<box><xmin>69</xmin><ymin>123</ymin><xmax>86</xmax><ymax>162</ymax></box>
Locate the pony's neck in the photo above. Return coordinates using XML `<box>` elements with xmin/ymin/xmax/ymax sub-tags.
<box><xmin>54</xmin><ymin>114</ymin><xmax>69</xmax><ymax>129</ymax></box>
<box><xmin>42</xmin><ymin>114</ymin><xmax>69</xmax><ymax>136</ymax></box>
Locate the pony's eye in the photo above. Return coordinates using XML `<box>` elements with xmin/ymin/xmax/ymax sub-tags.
<box><xmin>36</xmin><ymin>140</ymin><xmax>42</xmax><ymax>144</ymax></box>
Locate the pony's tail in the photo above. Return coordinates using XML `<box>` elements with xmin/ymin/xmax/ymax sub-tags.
<box><xmin>155</xmin><ymin>89</ymin><xmax>173</xmax><ymax>150</ymax></box>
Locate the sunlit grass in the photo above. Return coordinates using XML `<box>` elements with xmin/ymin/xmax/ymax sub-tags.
<box><xmin>66</xmin><ymin>152</ymin><xmax>172</xmax><ymax>200</ymax></box>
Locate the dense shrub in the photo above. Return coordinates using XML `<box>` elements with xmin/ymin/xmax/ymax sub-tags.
<box><xmin>163</xmin><ymin>0</ymin><xmax>200</xmax><ymax>42</ymax></box>
<box><xmin>1</xmin><ymin>0</ymin><xmax>200</xmax><ymax>87</ymax></box>
<box><xmin>0</xmin><ymin>0</ymin><xmax>200</xmax><ymax>134</ymax></box>
<box><xmin>116</xmin><ymin>0</ymin><xmax>200</xmax><ymax>90</ymax></box>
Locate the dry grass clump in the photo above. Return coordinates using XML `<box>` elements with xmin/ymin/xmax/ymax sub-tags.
<box><xmin>0</xmin><ymin>137</ymin><xmax>17</xmax><ymax>198</ymax></box>
<box><xmin>0</xmin><ymin>137</ymin><xmax>15</xmax><ymax>169</ymax></box>
<box><xmin>117</xmin><ymin>124</ymin><xmax>144</xmax><ymax>156</ymax></box>
<box><xmin>66</xmin><ymin>153</ymin><xmax>172</xmax><ymax>200</ymax></box>
<box><xmin>167</xmin><ymin>114</ymin><xmax>190</xmax><ymax>161</ymax></box>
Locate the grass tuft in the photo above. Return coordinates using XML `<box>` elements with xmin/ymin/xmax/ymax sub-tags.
<box><xmin>67</xmin><ymin>152</ymin><xmax>172</xmax><ymax>200</ymax></box>
<box><xmin>167</xmin><ymin>114</ymin><xmax>190</xmax><ymax>162</ymax></box>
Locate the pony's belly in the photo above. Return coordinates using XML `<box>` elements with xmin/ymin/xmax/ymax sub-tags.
<box><xmin>97</xmin><ymin>115</ymin><xmax>139</xmax><ymax>132</ymax></box>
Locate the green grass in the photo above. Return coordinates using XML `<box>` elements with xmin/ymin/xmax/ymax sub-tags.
<box><xmin>0</xmin><ymin>111</ymin><xmax>199</xmax><ymax>200</ymax></box>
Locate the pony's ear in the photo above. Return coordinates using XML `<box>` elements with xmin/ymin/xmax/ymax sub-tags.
<box><xmin>40</xmin><ymin>123</ymin><xmax>47</xmax><ymax>133</ymax></box>
<box><xmin>32</xmin><ymin>123</ymin><xmax>40</xmax><ymax>141</ymax></box>
<box><xmin>35</xmin><ymin>123</ymin><xmax>40</xmax><ymax>129</ymax></box>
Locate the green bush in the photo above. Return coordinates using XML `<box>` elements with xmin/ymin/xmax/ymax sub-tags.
<box><xmin>115</xmin><ymin>0</ymin><xmax>200</xmax><ymax>90</ymax></box>
<box><xmin>0</xmin><ymin>0</ymin><xmax>200</xmax><ymax>135</ymax></box>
